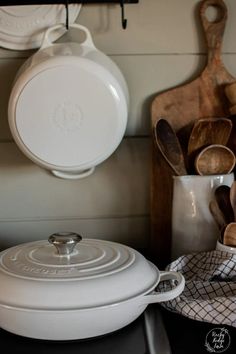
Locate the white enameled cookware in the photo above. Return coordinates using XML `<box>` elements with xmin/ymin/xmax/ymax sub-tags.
<box><xmin>0</xmin><ymin>5</ymin><xmax>81</xmax><ymax>50</ymax></box>
<box><xmin>0</xmin><ymin>233</ymin><xmax>185</xmax><ymax>340</ymax></box>
<box><xmin>8</xmin><ymin>24</ymin><xmax>129</xmax><ymax>179</ymax></box>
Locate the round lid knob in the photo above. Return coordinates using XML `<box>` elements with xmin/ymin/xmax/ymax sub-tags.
<box><xmin>48</xmin><ymin>232</ymin><xmax>82</xmax><ymax>255</ymax></box>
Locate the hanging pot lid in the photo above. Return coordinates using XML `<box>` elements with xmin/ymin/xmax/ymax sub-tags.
<box><xmin>0</xmin><ymin>234</ymin><xmax>159</xmax><ymax>310</ymax></box>
<box><xmin>8</xmin><ymin>23</ymin><xmax>129</xmax><ymax>179</ymax></box>
<box><xmin>8</xmin><ymin>57</ymin><xmax>128</xmax><ymax>174</ymax></box>
<box><xmin>0</xmin><ymin>5</ymin><xmax>80</xmax><ymax>50</ymax></box>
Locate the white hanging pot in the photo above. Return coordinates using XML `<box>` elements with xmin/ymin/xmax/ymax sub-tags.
<box><xmin>8</xmin><ymin>24</ymin><xmax>129</xmax><ymax>179</ymax></box>
<box><xmin>0</xmin><ymin>233</ymin><xmax>185</xmax><ymax>340</ymax></box>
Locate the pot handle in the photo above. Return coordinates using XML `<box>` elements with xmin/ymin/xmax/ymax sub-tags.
<box><xmin>40</xmin><ymin>23</ymin><xmax>96</xmax><ymax>50</ymax></box>
<box><xmin>142</xmin><ymin>271</ymin><xmax>185</xmax><ymax>304</ymax></box>
<box><xmin>51</xmin><ymin>167</ymin><xmax>95</xmax><ymax>180</ymax></box>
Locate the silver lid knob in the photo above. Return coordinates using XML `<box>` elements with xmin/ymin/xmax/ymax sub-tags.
<box><xmin>48</xmin><ymin>232</ymin><xmax>82</xmax><ymax>255</ymax></box>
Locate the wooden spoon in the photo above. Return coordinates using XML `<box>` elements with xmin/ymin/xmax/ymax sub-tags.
<box><xmin>154</xmin><ymin>118</ymin><xmax>187</xmax><ymax>176</ymax></box>
<box><xmin>194</xmin><ymin>144</ymin><xmax>235</xmax><ymax>175</ymax></box>
<box><xmin>215</xmin><ymin>185</ymin><xmax>235</xmax><ymax>225</ymax></box>
<box><xmin>223</xmin><ymin>222</ymin><xmax>236</xmax><ymax>246</ymax></box>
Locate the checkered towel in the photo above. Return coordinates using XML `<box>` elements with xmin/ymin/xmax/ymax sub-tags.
<box><xmin>159</xmin><ymin>250</ymin><xmax>236</xmax><ymax>327</ymax></box>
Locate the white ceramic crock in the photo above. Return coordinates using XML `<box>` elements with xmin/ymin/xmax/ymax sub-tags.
<box><xmin>171</xmin><ymin>173</ymin><xmax>234</xmax><ymax>260</ymax></box>
<box><xmin>8</xmin><ymin>24</ymin><xmax>129</xmax><ymax>180</ymax></box>
<box><xmin>0</xmin><ymin>233</ymin><xmax>185</xmax><ymax>340</ymax></box>
<box><xmin>216</xmin><ymin>240</ymin><xmax>236</xmax><ymax>254</ymax></box>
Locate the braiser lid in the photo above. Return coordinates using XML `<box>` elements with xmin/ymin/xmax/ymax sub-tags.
<box><xmin>9</xmin><ymin>57</ymin><xmax>128</xmax><ymax>172</ymax></box>
<box><xmin>0</xmin><ymin>234</ymin><xmax>159</xmax><ymax>310</ymax></box>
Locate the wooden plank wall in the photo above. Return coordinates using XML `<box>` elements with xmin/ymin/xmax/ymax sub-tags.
<box><xmin>0</xmin><ymin>0</ymin><xmax>236</xmax><ymax>262</ymax></box>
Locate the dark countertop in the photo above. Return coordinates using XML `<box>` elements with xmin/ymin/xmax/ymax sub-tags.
<box><xmin>160</xmin><ymin>306</ymin><xmax>236</xmax><ymax>354</ymax></box>
<box><xmin>0</xmin><ymin>315</ymin><xmax>147</xmax><ymax>354</ymax></box>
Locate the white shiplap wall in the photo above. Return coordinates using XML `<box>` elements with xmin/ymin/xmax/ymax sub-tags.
<box><xmin>0</xmin><ymin>0</ymin><xmax>236</xmax><ymax>250</ymax></box>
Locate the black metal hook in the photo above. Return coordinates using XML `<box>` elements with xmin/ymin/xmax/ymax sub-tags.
<box><xmin>120</xmin><ymin>0</ymin><xmax>127</xmax><ymax>29</ymax></box>
<box><xmin>65</xmin><ymin>0</ymin><xmax>69</xmax><ymax>30</ymax></box>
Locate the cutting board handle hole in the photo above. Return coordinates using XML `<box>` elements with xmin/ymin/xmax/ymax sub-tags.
<box><xmin>204</xmin><ymin>5</ymin><xmax>224</xmax><ymax>23</ymax></box>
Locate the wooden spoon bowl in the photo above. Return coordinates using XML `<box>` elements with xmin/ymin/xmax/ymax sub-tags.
<box><xmin>194</xmin><ymin>144</ymin><xmax>236</xmax><ymax>175</ymax></box>
<box><xmin>154</xmin><ymin>118</ymin><xmax>187</xmax><ymax>176</ymax></box>
<box><xmin>223</xmin><ymin>222</ymin><xmax>236</xmax><ymax>247</ymax></box>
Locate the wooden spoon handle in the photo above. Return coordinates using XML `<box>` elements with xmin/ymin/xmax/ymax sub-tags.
<box><xmin>215</xmin><ymin>185</ymin><xmax>235</xmax><ymax>224</ymax></box>
<box><xmin>209</xmin><ymin>199</ymin><xmax>227</xmax><ymax>231</ymax></box>
<box><xmin>230</xmin><ymin>181</ymin><xmax>236</xmax><ymax>221</ymax></box>
<box><xmin>200</xmin><ymin>0</ymin><xmax>227</xmax><ymax>67</ymax></box>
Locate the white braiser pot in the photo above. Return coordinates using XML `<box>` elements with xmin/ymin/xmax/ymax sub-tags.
<box><xmin>0</xmin><ymin>233</ymin><xmax>185</xmax><ymax>341</ymax></box>
<box><xmin>8</xmin><ymin>24</ymin><xmax>129</xmax><ymax>179</ymax></box>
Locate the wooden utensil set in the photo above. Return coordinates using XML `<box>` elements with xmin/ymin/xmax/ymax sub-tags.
<box><xmin>150</xmin><ymin>0</ymin><xmax>236</xmax><ymax>264</ymax></box>
<box><xmin>154</xmin><ymin>116</ymin><xmax>235</xmax><ymax>176</ymax></box>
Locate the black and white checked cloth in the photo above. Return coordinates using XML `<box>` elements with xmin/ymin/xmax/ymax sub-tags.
<box><xmin>159</xmin><ymin>250</ymin><xmax>236</xmax><ymax>327</ymax></box>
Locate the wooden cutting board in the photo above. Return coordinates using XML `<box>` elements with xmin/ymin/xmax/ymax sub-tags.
<box><xmin>150</xmin><ymin>0</ymin><xmax>235</xmax><ymax>267</ymax></box>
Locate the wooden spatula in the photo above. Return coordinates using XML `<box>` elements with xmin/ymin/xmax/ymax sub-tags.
<box><xmin>188</xmin><ymin>117</ymin><xmax>232</xmax><ymax>168</ymax></box>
